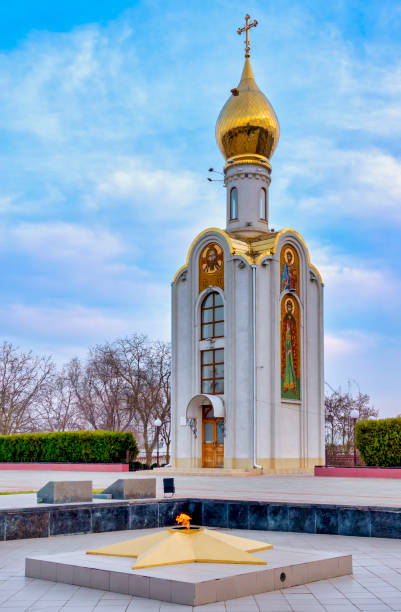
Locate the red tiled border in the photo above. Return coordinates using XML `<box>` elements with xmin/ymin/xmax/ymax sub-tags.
<box><xmin>0</xmin><ymin>463</ymin><xmax>128</xmax><ymax>472</ymax></box>
<box><xmin>315</xmin><ymin>466</ymin><xmax>401</xmax><ymax>478</ymax></box>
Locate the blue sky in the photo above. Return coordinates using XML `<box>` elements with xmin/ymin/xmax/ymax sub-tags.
<box><xmin>0</xmin><ymin>0</ymin><xmax>400</xmax><ymax>416</ymax></box>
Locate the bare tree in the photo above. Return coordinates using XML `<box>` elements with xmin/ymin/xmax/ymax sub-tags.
<box><xmin>69</xmin><ymin>351</ymin><xmax>137</xmax><ymax>432</ymax></box>
<box><xmin>102</xmin><ymin>335</ymin><xmax>171</xmax><ymax>465</ymax></box>
<box><xmin>325</xmin><ymin>388</ymin><xmax>378</xmax><ymax>451</ymax></box>
<box><xmin>0</xmin><ymin>333</ymin><xmax>171</xmax><ymax>460</ymax></box>
<box><xmin>0</xmin><ymin>341</ymin><xmax>54</xmax><ymax>435</ymax></box>
<box><xmin>36</xmin><ymin>361</ymin><xmax>83</xmax><ymax>432</ymax></box>
<box><xmin>150</xmin><ymin>341</ymin><xmax>171</xmax><ymax>464</ymax></box>
<box><xmin>160</xmin><ymin>411</ymin><xmax>171</xmax><ymax>464</ymax></box>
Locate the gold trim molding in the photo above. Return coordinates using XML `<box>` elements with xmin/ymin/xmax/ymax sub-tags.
<box><xmin>172</xmin><ymin>227</ymin><xmax>323</xmax><ymax>286</ymax></box>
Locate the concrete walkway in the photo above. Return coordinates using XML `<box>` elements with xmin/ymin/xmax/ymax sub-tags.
<box><xmin>0</xmin><ymin>471</ymin><xmax>401</xmax><ymax>508</ymax></box>
<box><xmin>1</xmin><ymin>528</ymin><xmax>401</xmax><ymax>611</ymax></box>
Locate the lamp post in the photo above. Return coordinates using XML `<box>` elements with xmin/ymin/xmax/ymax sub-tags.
<box><xmin>154</xmin><ymin>418</ymin><xmax>162</xmax><ymax>467</ymax></box>
<box><xmin>350</xmin><ymin>409</ymin><xmax>359</xmax><ymax>466</ymax></box>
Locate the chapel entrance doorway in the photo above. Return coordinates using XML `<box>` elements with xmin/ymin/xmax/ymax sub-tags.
<box><xmin>202</xmin><ymin>405</ymin><xmax>224</xmax><ymax>468</ymax></box>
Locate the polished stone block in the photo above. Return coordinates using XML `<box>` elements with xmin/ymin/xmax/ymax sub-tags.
<box><xmin>6</xmin><ymin>510</ymin><xmax>49</xmax><ymax>539</ymax></box>
<box><xmin>37</xmin><ymin>480</ymin><xmax>92</xmax><ymax>504</ymax></box>
<box><xmin>103</xmin><ymin>478</ymin><xmax>156</xmax><ymax>500</ymax></box>
<box><xmin>25</xmin><ymin>540</ymin><xmax>352</xmax><ymax>605</ymax></box>
<box><xmin>158</xmin><ymin>500</ymin><xmax>187</xmax><ymax>527</ymax></box>
<box><xmin>92</xmin><ymin>505</ymin><xmax>129</xmax><ymax>532</ymax></box>
<box><xmin>316</xmin><ymin>506</ymin><xmax>338</xmax><ymax>535</ymax></box>
<box><xmin>370</xmin><ymin>509</ymin><xmax>401</xmax><ymax>539</ymax></box>
<box><xmin>338</xmin><ymin>507</ymin><xmax>371</xmax><ymax>537</ymax></box>
<box><xmin>203</xmin><ymin>501</ymin><xmax>228</xmax><ymax>527</ymax></box>
<box><xmin>288</xmin><ymin>505</ymin><xmax>316</xmax><ymax>533</ymax></box>
<box><xmin>249</xmin><ymin>503</ymin><xmax>269</xmax><ymax>531</ymax></box>
<box><xmin>5</xmin><ymin>496</ymin><xmax>401</xmax><ymax>542</ymax></box>
<box><xmin>49</xmin><ymin>508</ymin><xmax>91</xmax><ymax>536</ymax></box>
<box><xmin>228</xmin><ymin>502</ymin><xmax>249</xmax><ymax>529</ymax></box>
<box><xmin>268</xmin><ymin>504</ymin><xmax>289</xmax><ymax>531</ymax></box>
<box><xmin>0</xmin><ymin>513</ymin><xmax>5</xmax><ymax>540</ymax></box>
<box><xmin>186</xmin><ymin>500</ymin><xmax>202</xmax><ymax>526</ymax></box>
<box><xmin>130</xmin><ymin>503</ymin><xmax>158</xmax><ymax>530</ymax></box>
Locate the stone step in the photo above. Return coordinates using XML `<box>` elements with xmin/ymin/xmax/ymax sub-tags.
<box><xmin>135</xmin><ymin>467</ymin><xmax>313</xmax><ymax>477</ymax></box>
<box><xmin>135</xmin><ymin>468</ymin><xmax>262</xmax><ymax>477</ymax></box>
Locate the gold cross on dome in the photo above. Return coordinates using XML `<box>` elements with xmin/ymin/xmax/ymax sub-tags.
<box><xmin>237</xmin><ymin>14</ymin><xmax>258</xmax><ymax>58</ymax></box>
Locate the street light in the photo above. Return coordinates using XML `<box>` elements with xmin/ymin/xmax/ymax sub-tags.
<box><xmin>350</xmin><ymin>409</ymin><xmax>359</xmax><ymax>466</ymax></box>
<box><xmin>154</xmin><ymin>418</ymin><xmax>162</xmax><ymax>467</ymax></box>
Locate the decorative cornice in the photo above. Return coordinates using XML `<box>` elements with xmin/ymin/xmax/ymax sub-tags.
<box><xmin>225</xmin><ymin>172</ymin><xmax>271</xmax><ymax>184</ymax></box>
<box><xmin>172</xmin><ymin>227</ymin><xmax>323</xmax><ymax>285</ymax></box>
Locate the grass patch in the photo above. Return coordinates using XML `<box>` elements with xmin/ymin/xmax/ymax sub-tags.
<box><xmin>0</xmin><ymin>490</ymin><xmax>36</xmax><ymax>495</ymax></box>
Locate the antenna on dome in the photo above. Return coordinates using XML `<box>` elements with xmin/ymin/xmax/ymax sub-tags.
<box><xmin>207</xmin><ymin>168</ymin><xmax>224</xmax><ymax>183</ymax></box>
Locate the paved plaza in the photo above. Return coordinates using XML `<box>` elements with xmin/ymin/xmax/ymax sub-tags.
<box><xmin>0</xmin><ymin>471</ymin><xmax>401</xmax><ymax>508</ymax></box>
<box><xmin>1</xmin><ymin>471</ymin><xmax>401</xmax><ymax>610</ymax></box>
<box><xmin>1</xmin><ymin>528</ymin><xmax>401</xmax><ymax>611</ymax></box>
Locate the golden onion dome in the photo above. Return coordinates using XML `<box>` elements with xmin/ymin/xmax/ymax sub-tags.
<box><xmin>215</xmin><ymin>57</ymin><xmax>280</xmax><ymax>165</ymax></box>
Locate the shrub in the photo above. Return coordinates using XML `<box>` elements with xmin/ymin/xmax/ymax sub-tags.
<box><xmin>356</xmin><ymin>418</ymin><xmax>401</xmax><ymax>467</ymax></box>
<box><xmin>130</xmin><ymin>461</ymin><xmax>146</xmax><ymax>471</ymax></box>
<box><xmin>0</xmin><ymin>431</ymin><xmax>138</xmax><ymax>464</ymax></box>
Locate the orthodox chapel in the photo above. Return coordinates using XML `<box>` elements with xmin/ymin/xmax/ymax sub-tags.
<box><xmin>171</xmin><ymin>16</ymin><xmax>324</xmax><ymax>472</ymax></box>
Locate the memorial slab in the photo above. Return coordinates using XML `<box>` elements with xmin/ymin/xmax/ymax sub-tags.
<box><xmin>37</xmin><ymin>480</ymin><xmax>92</xmax><ymax>504</ymax></box>
<box><xmin>25</xmin><ymin>544</ymin><xmax>352</xmax><ymax>605</ymax></box>
<box><xmin>103</xmin><ymin>478</ymin><xmax>156</xmax><ymax>500</ymax></box>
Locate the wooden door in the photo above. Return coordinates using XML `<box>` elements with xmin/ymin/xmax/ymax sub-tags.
<box><xmin>202</xmin><ymin>407</ymin><xmax>224</xmax><ymax>468</ymax></box>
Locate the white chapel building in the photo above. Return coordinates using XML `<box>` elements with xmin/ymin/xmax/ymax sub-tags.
<box><xmin>171</xmin><ymin>18</ymin><xmax>324</xmax><ymax>472</ymax></box>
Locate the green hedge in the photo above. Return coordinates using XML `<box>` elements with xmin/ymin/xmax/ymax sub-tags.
<box><xmin>0</xmin><ymin>431</ymin><xmax>138</xmax><ymax>464</ymax></box>
<box><xmin>356</xmin><ymin>418</ymin><xmax>401</xmax><ymax>467</ymax></box>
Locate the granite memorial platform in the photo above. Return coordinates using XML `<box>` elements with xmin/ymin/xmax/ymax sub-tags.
<box><xmin>25</xmin><ymin>531</ymin><xmax>352</xmax><ymax>606</ymax></box>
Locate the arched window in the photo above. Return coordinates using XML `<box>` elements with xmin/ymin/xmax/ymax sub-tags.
<box><xmin>230</xmin><ymin>187</ymin><xmax>238</xmax><ymax>220</ymax></box>
<box><xmin>201</xmin><ymin>348</ymin><xmax>224</xmax><ymax>394</ymax></box>
<box><xmin>201</xmin><ymin>291</ymin><xmax>224</xmax><ymax>339</ymax></box>
<box><xmin>260</xmin><ymin>188</ymin><xmax>267</xmax><ymax>220</ymax></box>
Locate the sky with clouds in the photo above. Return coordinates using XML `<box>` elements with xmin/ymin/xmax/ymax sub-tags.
<box><xmin>0</xmin><ymin>0</ymin><xmax>400</xmax><ymax>416</ymax></box>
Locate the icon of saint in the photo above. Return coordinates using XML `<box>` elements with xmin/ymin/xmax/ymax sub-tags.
<box><xmin>281</xmin><ymin>249</ymin><xmax>297</xmax><ymax>292</ymax></box>
<box><xmin>281</xmin><ymin>298</ymin><xmax>299</xmax><ymax>397</ymax></box>
<box><xmin>202</xmin><ymin>245</ymin><xmax>222</xmax><ymax>274</ymax></box>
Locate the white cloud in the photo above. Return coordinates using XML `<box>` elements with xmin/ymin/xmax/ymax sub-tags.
<box><xmin>0</xmin><ymin>303</ymin><xmax>170</xmax><ymax>345</ymax></box>
<box><xmin>0</xmin><ymin>25</ymin><xmax>141</xmax><ymax>142</ymax></box>
<box><xmin>320</xmin><ymin>261</ymin><xmax>398</xmax><ymax>305</ymax></box>
<box><xmin>306</xmin><ymin>244</ymin><xmax>401</xmax><ymax>326</ymax></box>
<box><xmin>0</xmin><ymin>195</ymin><xmax>15</xmax><ymax>212</ymax></box>
<box><xmin>324</xmin><ymin>333</ymin><xmax>361</xmax><ymax>359</ymax></box>
<box><xmin>11</xmin><ymin>222</ymin><xmax>125</xmax><ymax>262</ymax></box>
<box><xmin>274</xmin><ymin>141</ymin><xmax>401</xmax><ymax>225</ymax></box>
<box><xmin>324</xmin><ymin>328</ymin><xmax>401</xmax><ymax>417</ymax></box>
<box><xmin>266</xmin><ymin>12</ymin><xmax>401</xmax><ymax>139</ymax></box>
<box><xmin>93</xmin><ymin>158</ymin><xmax>210</xmax><ymax>220</ymax></box>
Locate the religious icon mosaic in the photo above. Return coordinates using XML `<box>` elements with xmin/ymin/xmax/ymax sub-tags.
<box><xmin>199</xmin><ymin>242</ymin><xmax>224</xmax><ymax>293</ymax></box>
<box><xmin>280</xmin><ymin>244</ymin><xmax>299</xmax><ymax>294</ymax></box>
<box><xmin>280</xmin><ymin>295</ymin><xmax>300</xmax><ymax>400</ymax></box>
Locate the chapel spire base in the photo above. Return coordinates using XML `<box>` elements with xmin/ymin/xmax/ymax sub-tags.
<box><xmin>225</xmin><ymin>160</ymin><xmax>271</xmax><ymax>240</ymax></box>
